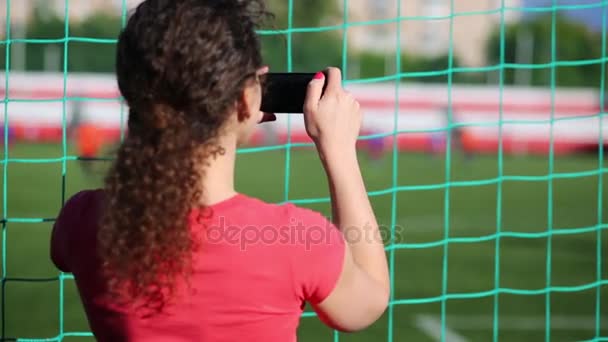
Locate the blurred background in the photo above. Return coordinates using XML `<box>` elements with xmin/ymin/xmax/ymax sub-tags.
<box><xmin>0</xmin><ymin>0</ymin><xmax>606</xmax><ymax>341</ymax></box>
<box><xmin>0</xmin><ymin>0</ymin><xmax>606</xmax><ymax>154</ymax></box>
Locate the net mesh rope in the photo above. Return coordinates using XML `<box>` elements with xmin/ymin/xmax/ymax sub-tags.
<box><xmin>1</xmin><ymin>0</ymin><xmax>606</xmax><ymax>341</ymax></box>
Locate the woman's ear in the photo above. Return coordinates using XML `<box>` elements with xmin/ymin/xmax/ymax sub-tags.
<box><xmin>236</xmin><ymin>90</ymin><xmax>252</xmax><ymax>122</ymax></box>
<box><xmin>237</xmin><ymin>77</ymin><xmax>263</xmax><ymax>122</ymax></box>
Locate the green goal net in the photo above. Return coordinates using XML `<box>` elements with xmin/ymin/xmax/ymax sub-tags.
<box><xmin>1</xmin><ymin>0</ymin><xmax>607</xmax><ymax>341</ymax></box>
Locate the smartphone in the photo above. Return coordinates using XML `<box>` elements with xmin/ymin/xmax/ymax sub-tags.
<box><xmin>260</xmin><ymin>72</ymin><xmax>327</xmax><ymax>113</ymax></box>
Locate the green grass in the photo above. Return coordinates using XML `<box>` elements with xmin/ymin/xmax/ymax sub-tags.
<box><xmin>1</xmin><ymin>142</ymin><xmax>607</xmax><ymax>341</ymax></box>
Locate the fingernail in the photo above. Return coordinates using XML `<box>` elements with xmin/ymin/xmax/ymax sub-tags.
<box><xmin>313</xmin><ymin>72</ymin><xmax>324</xmax><ymax>80</ymax></box>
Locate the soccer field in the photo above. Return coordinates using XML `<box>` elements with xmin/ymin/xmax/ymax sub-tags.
<box><xmin>1</xmin><ymin>142</ymin><xmax>607</xmax><ymax>341</ymax></box>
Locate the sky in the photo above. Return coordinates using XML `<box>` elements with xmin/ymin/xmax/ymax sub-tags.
<box><xmin>523</xmin><ymin>0</ymin><xmax>607</xmax><ymax>31</ymax></box>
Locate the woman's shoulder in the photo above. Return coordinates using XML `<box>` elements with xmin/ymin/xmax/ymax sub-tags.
<box><xmin>51</xmin><ymin>188</ymin><xmax>105</xmax><ymax>272</ymax></box>
<box><xmin>238</xmin><ymin>194</ymin><xmax>330</xmax><ymax>222</ymax></box>
<box><xmin>58</xmin><ymin>188</ymin><xmax>105</xmax><ymax>223</ymax></box>
<box><xmin>203</xmin><ymin>193</ymin><xmax>336</xmax><ymax>234</ymax></box>
<box><xmin>63</xmin><ymin>188</ymin><xmax>105</xmax><ymax>209</ymax></box>
<box><xmin>280</xmin><ymin>200</ymin><xmax>330</xmax><ymax>221</ymax></box>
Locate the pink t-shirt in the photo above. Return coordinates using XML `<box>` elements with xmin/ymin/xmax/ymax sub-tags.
<box><xmin>50</xmin><ymin>189</ymin><xmax>345</xmax><ymax>341</ymax></box>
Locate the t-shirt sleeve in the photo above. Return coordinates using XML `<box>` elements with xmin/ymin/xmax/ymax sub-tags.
<box><xmin>50</xmin><ymin>190</ymin><xmax>96</xmax><ymax>272</ymax></box>
<box><xmin>287</xmin><ymin>204</ymin><xmax>346</xmax><ymax>305</ymax></box>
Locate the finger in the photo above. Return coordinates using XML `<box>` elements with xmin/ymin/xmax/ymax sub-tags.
<box><xmin>324</xmin><ymin>67</ymin><xmax>342</xmax><ymax>95</ymax></box>
<box><xmin>259</xmin><ymin>112</ymin><xmax>276</xmax><ymax>123</ymax></box>
<box><xmin>304</xmin><ymin>72</ymin><xmax>325</xmax><ymax>113</ymax></box>
<box><xmin>260</xmin><ymin>112</ymin><xmax>275</xmax><ymax>123</ymax></box>
<box><xmin>256</xmin><ymin>65</ymin><xmax>270</xmax><ymax>76</ymax></box>
<box><xmin>343</xmin><ymin>90</ymin><xmax>354</xmax><ymax>101</ymax></box>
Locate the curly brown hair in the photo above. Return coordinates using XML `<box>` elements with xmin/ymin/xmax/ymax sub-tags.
<box><xmin>98</xmin><ymin>0</ymin><xmax>270</xmax><ymax>314</ymax></box>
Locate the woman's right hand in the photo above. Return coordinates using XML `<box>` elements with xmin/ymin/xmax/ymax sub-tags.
<box><xmin>303</xmin><ymin>67</ymin><xmax>362</xmax><ymax>158</ymax></box>
<box><xmin>302</xmin><ymin>68</ymin><xmax>390</xmax><ymax>332</ymax></box>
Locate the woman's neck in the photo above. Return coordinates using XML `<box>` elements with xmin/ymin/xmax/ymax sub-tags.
<box><xmin>197</xmin><ymin>133</ymin><xmax>238</xmax><ymax>206</ymax></box>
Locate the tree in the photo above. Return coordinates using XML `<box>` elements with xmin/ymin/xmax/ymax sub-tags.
<box><xmin>354</xmin><ymin>51</ymin><xmax>484</xmax><ymax>84</ymax></box>
<box><xmin>402</xmin><ymin>54</ymin><xmax>462</xmax><ymax>83</ymax></box>
<box><xmin>23</xmin><ymin>7</ymin><xmax>64</xmax><ymax>71</ymax></box>
<box><xmin>261</xmin><ymin>0</ymin><xmax>344</xmax><ymax>72</ymax></box>
<box><xmin>3</xmin><ymin>6</ymin><xmax>121</xmax><ymax>73</ymax></box>
<box><xmin>264</xmin><ymin>0</ymin><xmax>341</xmax><ymax>29</ymax></box>
<box><xmin>68</xmin><ymin>12</ymin><xmax>121</xmax><ymax>72</ymax></box>
<box><xmin>4</xmin><ymin>1</ymin><xmax>346</xmax><ymax>74</ymax></box>
<box><xmin>486</xmin><ymin>13</ymin><xmax>603</xmax><ymax>88</ymax></box>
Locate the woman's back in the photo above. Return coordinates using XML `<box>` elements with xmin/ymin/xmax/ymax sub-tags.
<box><xmin>50</xmin><ymin>0</ymin><xmax>389</xmax><ymax>339</ymax></box>
<box><xmin>51</xmin><ymin>189</ymin><xmax>344</xmax><ymax>341</ymax></box>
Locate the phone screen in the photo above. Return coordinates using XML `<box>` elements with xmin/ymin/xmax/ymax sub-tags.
<box><xmin>260</xmin><ymin>73</ymin><xmax>322</xmax><ymax>113</ymax></box>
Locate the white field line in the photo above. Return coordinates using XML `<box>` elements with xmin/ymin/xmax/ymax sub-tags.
<box><xmin>414</xmin><ymin>315</ymin><xmax>470</xmax><ymax>342</ymax></box>
<box><xmin>443</xmin><ymin>315</ymin><xmax>607</xmax><ymax>331</ymax></box>
<box><xmin>416</xmin><ymin>314</ymin><xmax>607</xmax><ymax>333</ymax></box>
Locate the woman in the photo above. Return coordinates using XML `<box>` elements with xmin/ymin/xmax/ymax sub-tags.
<box><xmin>50</xmin><ymin>0</ymin><xmax>389</xmax><ymax>340</ymax></box>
